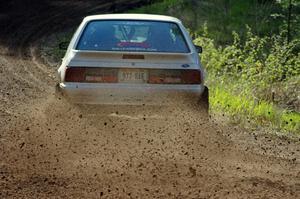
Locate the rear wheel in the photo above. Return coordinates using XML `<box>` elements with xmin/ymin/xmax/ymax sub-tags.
<box><xmin>55</xmin><ymin>83</ymin><xmax>65</xmax><ymax>98</ymax></box>
<box><xmin>199</xmin><ymin>86</ymin><xmax>209</xmax><ymax>115</ymax></box>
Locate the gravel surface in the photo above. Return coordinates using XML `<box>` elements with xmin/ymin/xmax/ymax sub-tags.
<box><xmin>0</xmin><ymin>1</ymin><xmax>299</xmax><ymax>198</ymax></box>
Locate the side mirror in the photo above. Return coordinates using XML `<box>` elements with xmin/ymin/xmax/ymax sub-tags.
<box><xmin>194</xmin><ymin>45</ymin><xmax>203</xmax><ymax>54</ymax></box>
<box><xmin>59</xmin><ymin>41</ymin><xmax>69</xmax><ymax>50</ymax></box>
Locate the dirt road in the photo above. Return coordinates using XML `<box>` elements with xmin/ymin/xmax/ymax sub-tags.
<box><xmin>0</xmin><ymin>1</ymin><xmax>300</xmax><ymax>198</ymax></box>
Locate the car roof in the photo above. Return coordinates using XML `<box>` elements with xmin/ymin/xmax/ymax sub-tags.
<box><xmin>83</xmin><ymin>14</ymin><xmax>182</xmax><ymax>24</ymax></box>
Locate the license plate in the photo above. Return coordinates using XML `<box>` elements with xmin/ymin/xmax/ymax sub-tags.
<box><xmin>85</xmin><ymin>75</ymin><xmax>103</xmax><ymax>82</ymax></box>
<box><xmin>118</xmin><ymin>69</ymin><xmax>148</xmax><ymax>83</ymax></box>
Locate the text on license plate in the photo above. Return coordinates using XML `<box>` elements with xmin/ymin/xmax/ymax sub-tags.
<box><xmin>118</xmin><ymin>69</ymin><xmax>148</xmax><ymax>83</ymax></box>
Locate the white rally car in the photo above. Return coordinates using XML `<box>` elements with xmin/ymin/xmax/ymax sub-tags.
<box><xmin>57</xmin><ymin>14</ymin><xmax>208</xmax><ymax>111</ymax></box>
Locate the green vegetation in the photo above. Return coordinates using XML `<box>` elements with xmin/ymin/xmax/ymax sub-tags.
<box><xmin>132</xmin><ymin>0</ymin><xmax>300</xmax><ymax>44</ymax></box>
<box><xmin>41</xmin><ymin>31</ymin><xmax>74</xmax><ymax>65</ymax></box>
<box><xmin>194</xmin><ymin>29</ymin><xmax>300</xmax><ymax>133</ymax></box>
<box><xmin>211</xmin><ymin>86</ymin><xmax>300</xmax><ymax>133</ymax></box>
<box><xmin>132</xmin><ymin>0</ymin><xmax>300</xmax><ymax>134</ymax></box>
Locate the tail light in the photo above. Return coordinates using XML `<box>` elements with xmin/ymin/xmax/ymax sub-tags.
<box><xmin>65</xmin><ymin>67</ymin><xmax>117</xmax><ymax>83</ymax></box>
<box><xmin>181</xmin><ymin>70</ymin><xmax>202</xmax><ymax>84</ymax></box>
<box><xmin>65</xmin><ymin>67</ymin><xmax>85</xmax><ymax>82</ymax></box>
<box><xmin>149</xmin><ymin>69</ymin><xmax>201</xmax><ymax>84</ymax></box>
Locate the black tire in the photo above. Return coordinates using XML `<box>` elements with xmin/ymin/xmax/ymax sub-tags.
<box><xmin>199</xmin><ymin>86</ymin><xmax>209</xmax><ymax>115</ymax></box>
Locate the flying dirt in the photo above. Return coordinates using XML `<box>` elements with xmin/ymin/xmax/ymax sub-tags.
<box><xmin>0</xmin><ymin>1</ymin><xmax>299</xmax><ymax>198</ymax></box>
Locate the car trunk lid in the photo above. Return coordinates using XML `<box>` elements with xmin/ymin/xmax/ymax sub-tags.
<box><xmin>67</xmin><ymin>50</ymin><xmax>199</xmax><ymax>69</ymax></box>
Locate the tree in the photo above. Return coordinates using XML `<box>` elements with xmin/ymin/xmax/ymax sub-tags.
<box><xmin>276</xmin><ymin>0</ymin><xmax>300</xmax><ymax>43</ymax></box>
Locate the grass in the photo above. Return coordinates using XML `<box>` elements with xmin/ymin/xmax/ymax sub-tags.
<box><xmin>210</xmin><ymin>86</ymin><xmax>300</xmax><ymax>134</ymax></box>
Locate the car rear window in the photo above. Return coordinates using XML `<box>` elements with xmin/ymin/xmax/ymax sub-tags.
<box><xmin>76</xmin><ymin>20</ymin><xmax>190</xmax><ymax>53</ymax></box>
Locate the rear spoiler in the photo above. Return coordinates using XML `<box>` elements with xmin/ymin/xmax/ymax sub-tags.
<box><xmin>71</xmin><ymin>49</ymin><xmax>196</xmax><ymax>63</ymax></box>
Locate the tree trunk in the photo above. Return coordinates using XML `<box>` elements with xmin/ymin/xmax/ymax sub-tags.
<box><xmin>287</xmin><ymin>0</ymin><xmax>293</xmax><ymax>43</ymax></box>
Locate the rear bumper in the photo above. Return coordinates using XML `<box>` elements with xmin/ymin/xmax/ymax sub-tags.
<box><xmin>58</xmin><ymin>82</ymin><xmax>205</xmax><ymax>105</ymax></box>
